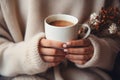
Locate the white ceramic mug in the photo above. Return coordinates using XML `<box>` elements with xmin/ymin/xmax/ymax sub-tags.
<box><xmin>44</xmin><ymin>14</ymin><xmax>91</xmax><ymax>42</ymax></box>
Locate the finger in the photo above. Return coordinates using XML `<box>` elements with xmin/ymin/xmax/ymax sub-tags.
<box><xmin>42</xmin><ymin>56</ymin><xmax>65</xmax><ymax>63</ymax></box>
<box><xmin>63</xmin><ymin>39</ymin><xmax>91</xmax><ymax>48</ymax></box>
<box><xmin>66</xmin><ymin>54</ymin><xmax>90</xmax><ymax>61</ymax></box>
<box><xmin>64</xmin><ymin>46</ymin><xmax>94</xmax><ymax>55</ymax></box>
<box><xmin>69</xmin><ymin>59</ymin><xmax>86</xmax><ymax>65</ymax></box>
<box><xmin>75</xmin><ymin>39</ymin><xmax>91</xmax><ymax>47</ymax></box>
<box><xmin>39</xmin><ymin>48</ymin><xmax>65</xmax><ymax>56</ymax></box>
<box><xmin>40</xmin><ymin>38</ymin><xmax>63</xmax><ymax>48</ymax></box>
<box><xmin>49</xmin><ymin>62</ymin><xmax>61</xmax><ymax>67</ymax></box>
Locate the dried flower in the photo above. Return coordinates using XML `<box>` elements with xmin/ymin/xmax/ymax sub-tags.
<box><xmin>108</xmin><ymin>23</ymin><xmax>117</xmax><ymax>34</ymax></box>
<box><xmin>88</xmin><ymin>7</ymin><xmax>120</xmax><ymax>36</ymax></box>
<box><xmin>89</xmin><ymin>13</ymin><xmax>100</xmax><ymax>26</ymax></box>
<box><xmin>90</xmin><ymin>13</ymin><xmax>98</xmax><ymax>21</ymax></box>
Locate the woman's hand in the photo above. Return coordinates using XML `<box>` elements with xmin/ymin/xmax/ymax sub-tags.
<box><xmin>63</xmin><ymin>39</ymin><xmax>94</xmax><ymax>65</ymax></box>
<box><xmin>39</xmin><ymin>38</ymin><xmax>66</xmax><ymax>67</ymax></box>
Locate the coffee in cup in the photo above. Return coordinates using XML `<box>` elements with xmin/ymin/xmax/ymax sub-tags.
<box><xmin>49</xmin><ymin>20</ymin><xmax>74</xmax><ymax>27</ymax></box>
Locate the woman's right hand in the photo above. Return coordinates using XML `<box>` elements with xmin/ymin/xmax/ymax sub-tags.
<box><xmin>39</xmin><ymin>38</ymin><xmax>66</xmax><ymax>67</ymax></box>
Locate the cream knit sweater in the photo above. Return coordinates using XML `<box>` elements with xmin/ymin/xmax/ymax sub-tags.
<box><xmin>0</xmin><ymin>0</ymin><xmax>120</xmax><ymax>80</ymax></box>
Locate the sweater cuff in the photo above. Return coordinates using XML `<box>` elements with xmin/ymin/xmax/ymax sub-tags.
<box><xmin>75</xmin><ymin>35</ymin><xmax>117</xmax><ymax>70</ymax></box>
<box><xmin>22</xmin><ymin>33</ymin><xmax>50</xmax><ymax>75</ymax></box>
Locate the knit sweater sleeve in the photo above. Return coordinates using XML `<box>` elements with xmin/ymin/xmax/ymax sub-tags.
<box><xmin>0</xmin><ymin>32</ymin><xmax>50</xmax><ymax>77</ymax></box>
<box><xmin>75</xmin><ymin>35</ymin><xmax>120</xmax><ymax>71</ymax></box>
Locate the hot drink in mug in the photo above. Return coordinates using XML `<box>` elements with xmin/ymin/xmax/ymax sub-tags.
<box><xmin>44</xmin><ymin>14</ymin><xmax>91</xmax><ymax>42</ymax></box>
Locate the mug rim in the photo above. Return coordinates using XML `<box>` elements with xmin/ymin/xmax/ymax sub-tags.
<box><xmin>44</xmin><ymin>14</ymin><xmax>78</xmax><ymax>28</ymax></box>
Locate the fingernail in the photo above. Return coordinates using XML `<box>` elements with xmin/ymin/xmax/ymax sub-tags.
<box><xmin>63</xmin><ymin>44</ymin><xmax>67</xmax><ymax>48</ymax></box>
<box><xmin>64</xmin><ymin>49</ymin><xmax>68</xmax><ymax>52</ymax></box>
<box><xmin>66</xmin><ymin>42</ymin><xmax>71</xmax><ymax>45</ymax></box>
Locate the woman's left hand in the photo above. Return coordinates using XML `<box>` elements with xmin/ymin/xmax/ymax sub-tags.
<box><xmin>63</xmin><ymin>39</ymin><xmax>94</xmax><ymax>65</ymax></box>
